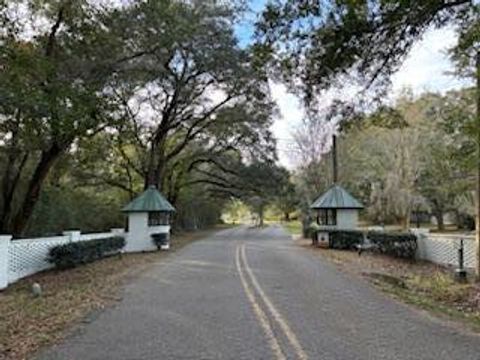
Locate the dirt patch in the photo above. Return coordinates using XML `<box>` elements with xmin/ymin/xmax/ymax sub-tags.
<box><xmin>0</xmin><ymin>227</ymin><xmax>227</xmax><ymax>360</ymax></box>
<box><xmin>295</xmin><ymin>237</ymin><xmax>480</xmax><ymax>332</ymax></box>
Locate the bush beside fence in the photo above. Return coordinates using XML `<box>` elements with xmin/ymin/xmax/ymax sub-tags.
<box><xmin>328</xmin><ymin>230</ymin><xmax>364</xmax><ymax>250</ymax></box>
<box><xmin>48</xmin><ymin>236</ymin><xmax>125</xmax><ymax>269</ymax></box>
<box><xmin>367</xmin><ymin>231</ymin><xmax>417</xmax><ymax>259</ymax></box>
<box><xmin>309</xmin><ymin>228</ymin><xmax>417</xmax><ymax>259</ymax></box>
<box><xmin>308</xmin><ymin>226</ymin><xmax>475</xmax><ymax>267</ymax></box>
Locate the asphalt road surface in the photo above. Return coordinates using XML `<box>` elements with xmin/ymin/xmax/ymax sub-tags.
<box><xmin>37</xmin><ymin>226</ymin><xmax>480</xmax><ymax>360</ymax></box>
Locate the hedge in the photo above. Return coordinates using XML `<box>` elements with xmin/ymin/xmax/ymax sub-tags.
<box><xmin>48</xmin><ymin>236</ymin><xmax>125</xmax><ymax>269</ymax></box>
<box><xmin>328</xmin><ymin>230</ymin><xmax>364</xmax><ymax>250</ymax></box>
<box><xmin>367</xmin><ymin>231</ymin><xmax>417</xmax><ymax>259</ymax></box>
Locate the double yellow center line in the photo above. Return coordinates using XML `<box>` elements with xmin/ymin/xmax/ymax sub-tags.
<box><xmin>235</xmin><ymin>244</ymin><xmax>308</xmax><ymax>360</ymax></box>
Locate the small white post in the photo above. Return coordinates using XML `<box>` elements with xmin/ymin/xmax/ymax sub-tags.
<box><xmin>409</xmin><ymin>228</ymin><xmax>430</xmax><ymax>260</ymax></box>
<box><xmin>63</xmin><ymin>230</ymin><xmax>81</xmax><ymax>243</ymax></box>
<box><xmin>0</xmin><ymin>235</ymin><xmax>12</xmax><ymax>290</ymax></box>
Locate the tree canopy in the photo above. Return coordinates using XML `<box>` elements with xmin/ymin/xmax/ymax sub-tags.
<box><xmin>0</xmin><ymin>0</ymin><xmax>280</xmax><ymax>236</ymax></box>
<box><xmin>256</xmin><ymin>0</ymin><xmax>475</xmax><ymax>102</ymax></box>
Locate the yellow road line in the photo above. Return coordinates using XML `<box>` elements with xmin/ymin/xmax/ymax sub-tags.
<box><xmin>235</xmin><ymin>246</ymin><xmax>286</xmax><ymax>360</ymax></box>
<box><xmin>241</xmin><ymin>245</ymin><xmax>309</xmax><ymax>360</ymax></box>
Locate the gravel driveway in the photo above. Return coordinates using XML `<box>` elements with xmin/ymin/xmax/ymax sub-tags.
<box><xmin>36</xmin><ymin>225</ymin><xmax>480</xmax><ymax>360</ymax></box>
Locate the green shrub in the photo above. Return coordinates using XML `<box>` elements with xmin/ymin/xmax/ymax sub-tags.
<box><xmin>151</xmin><ymin>233</ymin><xmax>169</xmax><ymax>249</ymax></box>
<box><xmin>328</xmin><ymin>230</ymin><xmax>364</xmax><ymax>250</ymax></box>
<box><xmin>48</xmin><ymin>236</ymin><xmax>125</xmax><ymax>269</ymax></box>
<box><xmin>367</xmin><ymin>231</ymin><xmax>417</xmax><ymax>259</ymax></box>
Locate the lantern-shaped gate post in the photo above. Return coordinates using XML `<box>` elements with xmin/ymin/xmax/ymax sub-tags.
<box><xmin>122</xmin><ymin>186</ymin><xmax>176</xmax><ymax>252</ymax></box>
<box><xmin>310</xmin><ymin>185</ymin><xmax>364</xmax><ymax>247</ymax></box>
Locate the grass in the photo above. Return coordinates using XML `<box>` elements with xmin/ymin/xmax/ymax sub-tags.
<box><xmin>282</xmin><ymin>220</ymin><xmax>302</xmax><ymax>235</ymax></box>
<box><xmin>369</xmin><ymin>272</ymin><xmax>480</xmax><ymax>331</ymax></box>
<box><xmin>294</xmin><ymin>237</ymin><xmax>480</xmax><ymax>332</ymax></box>
<box><xmin>0</xmin><ymin>226</ymin><xmax>228</xmax><ymax>360</ymax></box>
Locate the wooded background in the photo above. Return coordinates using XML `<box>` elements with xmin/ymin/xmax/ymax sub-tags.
<box><xmin>1</xmin><ymin>0</ymin><xmax>479</xmax><ymax>240</ymax></box>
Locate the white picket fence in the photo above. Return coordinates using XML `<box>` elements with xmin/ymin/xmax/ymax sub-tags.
<box><xmin>0</xmin><ymin>229</ymin><xmax>125</xmax><ymax>290</ymax></box>
<box><xmin>414</xmin><ymin>231</ymin><xmax>476</xmax><ymax>269</ymax></box>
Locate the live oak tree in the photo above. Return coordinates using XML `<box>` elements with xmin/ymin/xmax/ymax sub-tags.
<box><xmin>0</xmin><ymin>1</ymin><xmax>130</xmax><ymax>235</ymax></box>
<box><xmin>110</xmin><ymin>0</ymin><xmax>275</xmax><ymax>191</ymax></box>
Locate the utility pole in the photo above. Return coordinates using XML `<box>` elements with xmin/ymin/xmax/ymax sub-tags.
<box><xmin>332</xmin><ymin>134</ymin><xmax>338</xmax><ymax>184</ymax></box>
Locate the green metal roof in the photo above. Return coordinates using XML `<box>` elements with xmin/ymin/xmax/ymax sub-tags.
<box><xmin>122</xmin><ymin>186</ymin><xmax>176</xmax><ymax>213</ymax></box>
<box><xmin>310</xmin><ymin>184</ymin><xmax>364</xmax><ymax>210</ymax></box>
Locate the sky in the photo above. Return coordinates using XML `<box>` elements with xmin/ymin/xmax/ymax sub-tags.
<box><xmin>235</xmin><ymin>2</ymin><xmax>471</xmax><ymax>169</ymax></box>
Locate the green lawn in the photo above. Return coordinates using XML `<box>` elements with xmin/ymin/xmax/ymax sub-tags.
<box><xmin>282</xmin><ymin>220</ymin><xmax>302</xmax><ymax>235</ymax></box>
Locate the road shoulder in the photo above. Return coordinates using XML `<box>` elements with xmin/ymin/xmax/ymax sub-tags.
<box><xmin>292</xmin><ymin>235</ymin><xmax>480</xmax><ymax>335</ymax></box>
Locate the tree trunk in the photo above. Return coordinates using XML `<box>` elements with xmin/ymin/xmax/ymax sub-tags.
<box><xmin>401</xmin><ymin>207</ymin><xmax>411</xmax><ymax>231</ymax></box>
<box><xmin>145</xmin><ymin>154</ymin><xmax>160</xmax><ymax>189</ymax></box>
<box><xmin>156</xmin><ymin>158</ymin><xmax>166</xmax><ymax>191</ymax></box>
<box><xmin>11</xmin><ymin>144</ymin><xmax>63</xmax><ymax>236</ymax></box>
<box><xmin>431</xmin><ymin>200</ymin><xmax>445</xmax><ymax>231</ymax></box>
<box><xmin>0</xmin><ymin>120</ymin><xmax>21</xmax><ymax>232</ymax></box>
<box><xmin>0</xmin><ymin>155</ymin><xmax>27</xmax><ymax>233</ymax></box>
<box><xmin>332</xmin><ymin>134</ymin><xmax>338</xmax><ymax>184</ymax></box>
<box><xmin>434</xmin><ymin>210</ymin><xmax>445</xmax><ymax>231</ymax></box>
<box><xmin>454</xmin><ymin>209</ymin><xmax>462</xmax><ymax>230</ymax></box>
<box><xmin>145</xmin><ymin>138</ymin><xmax>166</xmax><ymax>190</ymax></box>
<box><xmin>259</xmin><ymin>205</ymin><xmax>264</xmax><ymax>227</ymax></box>
<box><xmin>284</xmin><ymin>212</ymin><xmax>290</xmax><ymax>222</ymax></box>
<box><xmin>415</xmin><ymin>205</ymin><xmax>421</xmax><ymax>228</ymax></box>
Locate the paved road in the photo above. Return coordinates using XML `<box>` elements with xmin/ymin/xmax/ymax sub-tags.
<box><xmin>37</xmin><ymin>226</ymin><xmax>480</xmax><ymax>360</ymax></box>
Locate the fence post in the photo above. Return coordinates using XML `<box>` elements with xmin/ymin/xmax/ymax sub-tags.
<box><xmin>0</xmin><ymin>235</ymin><xmax>12</xmax><ymax>290</ymax></box>
<box><xmin>409</xmin><ymin>228</ymin><xmax>429</xmax><ymax>260</ymax></box>
<box><xmin>62</xmin><ymin>230</ymin><xmax>81</xmax><ymax>243</ymax></box>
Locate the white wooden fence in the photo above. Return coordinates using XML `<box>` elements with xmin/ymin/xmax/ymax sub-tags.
<box><xmin>0</xmin><ymin>229</ymin><xmax>125</xmax><ymax>290</ymax></box>
<box><xmin>412</xmin><ymin>229</ymin><xmax>477</xmax><ymax>269</ymax></box>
